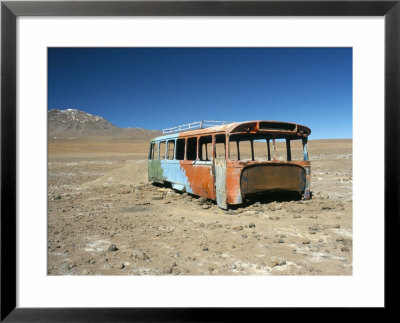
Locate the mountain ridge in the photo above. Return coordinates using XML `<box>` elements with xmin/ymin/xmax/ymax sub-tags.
<box><xmin>48</xmin><ymin>108</ymin><xmax>162</xmax><ymax>140</ymax></box>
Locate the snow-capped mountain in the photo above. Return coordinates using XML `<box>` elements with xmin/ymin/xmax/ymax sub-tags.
<box><xmin>48</xmin><ymin>109</ymin><xmax>161</xmax><ymax>139</ymax></box>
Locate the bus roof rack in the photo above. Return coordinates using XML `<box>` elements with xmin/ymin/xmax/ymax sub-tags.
<box><xmin>163</xmin><ymin>120</ymin><xmax>234</xmax><ymax>134</ymax></box>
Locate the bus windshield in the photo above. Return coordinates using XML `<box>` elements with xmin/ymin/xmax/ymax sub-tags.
<box><xmin>229</xmin><ymin>133</ymin><xmax>307</xmax><ymax>162</ymax></box>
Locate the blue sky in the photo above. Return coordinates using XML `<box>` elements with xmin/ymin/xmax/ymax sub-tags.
<box><xmin>48</xmin><ymin>48</ymin><xmax>352</xmax><ymax>139</ymax></box>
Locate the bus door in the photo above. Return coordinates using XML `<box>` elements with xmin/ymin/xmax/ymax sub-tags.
<box><xmin>148</xmin><ymin>141</ymin><xmax>161</xmax><ymax>183</ymax></box>
<box><xmin>213</xmin><ymin>134</ymin><xmax>227</xmax><ymax>209</ymax></box>
<box><xmin>194</xmin><ymin>136</ymin><xmax>215</xmax><ymax>199</ymax></box>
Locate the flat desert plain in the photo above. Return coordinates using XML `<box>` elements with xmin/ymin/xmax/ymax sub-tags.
<box><xmin>48</xmin><ymin>137</ymin><xmax>352</xmax><ymax>275</ymax></box>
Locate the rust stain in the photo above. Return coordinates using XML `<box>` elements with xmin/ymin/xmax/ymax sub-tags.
<box><xmin>226</xmin><ymin>162</ymin><xmax>242</xmax><ymax>204</ymax></box>
<box><xmin>179</xmin><ymin>160</ymin><xmax>216</xmax><ymax>200</ymax></box>
<box><xmin>240</xmin><ymin>163</ymin><xmax>306</xmax><ymax>195</ymax></box>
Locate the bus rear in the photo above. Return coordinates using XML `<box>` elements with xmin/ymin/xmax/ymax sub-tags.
<box><xmin>225</xmin><ymin>121</ymin><xmax>311</xmax><ymax>206</ymax></box>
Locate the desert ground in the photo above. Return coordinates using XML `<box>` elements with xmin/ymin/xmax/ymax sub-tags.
<box><xmin>48</xmin><ymin>137</ymin><xmax>352</xmax><ymax>275</ymax></box>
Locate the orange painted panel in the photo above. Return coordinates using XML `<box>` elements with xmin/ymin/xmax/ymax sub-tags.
<box><xmin>179</xmin><ymin>161</ymin><xmax>216</xmax><ymax>200</ymax></box>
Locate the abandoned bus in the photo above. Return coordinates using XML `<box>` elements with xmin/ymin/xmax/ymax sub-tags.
<box><xmin>148</xmin><ymin>120</ymin><xmax>311</xmax><ymax>209</ymax></box>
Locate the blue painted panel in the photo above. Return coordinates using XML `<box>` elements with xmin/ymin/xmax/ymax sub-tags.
<box><xmin>159</xmin><ymin>160</ymin><xmax>194</xmax><ymax>194</ymax></box>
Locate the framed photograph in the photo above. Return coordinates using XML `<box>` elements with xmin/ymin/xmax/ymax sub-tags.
<box><xmin>1</xmin><ymin>0</ymin><xmax>398</xmax><ymax>320</ymax></box>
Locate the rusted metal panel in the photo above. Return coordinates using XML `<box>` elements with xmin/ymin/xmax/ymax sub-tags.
<box><xmin>180</xmin><ymin>160</ymin><xmax>216</xmax><ymax>199</ymax></box>
<box><xmin>241</xmin><ymin>164</ymin><xmax>306</xmax><ymax>195</ymax></box>
<box><xmin>215</xmin><ymin>158</ymin><xmax>227</xmax><ymax>209</ymax></box>
<box><xmin>225</xmin><ymin>163</ymin><xmax>243</xmax><ymax>205</ymax></box>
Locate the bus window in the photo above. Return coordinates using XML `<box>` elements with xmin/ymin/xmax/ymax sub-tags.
<box><xmin>253</xmin><ymin>139</ymin><xmax>268</xmax><ymax>161</ymax></box>
<box><xmin>186</xmin><ymin>137</ymin><xmax>197</xmax><ymax>161</ymax></box>
<box><xmin>290</xmin><ymin>138</ymin><xmax>304</xmax><ymax>161</ymax></box>
<box><xmin>239</xmin><ymin>140</ymin><xmax>252</xmax><ymax>160</ymax></box>
<box><xmin>199</xmin><ymin>135</ymin><xmax>212</xmax><ymax>161</ymax></box>
<box><xmin>229</xmin><ymin>140</ymin><xmax>239</xmax><ymax>160</ymax></box>
<box><xmin>229</xmin><ymin>134</ymin><xmax>293</xmax><ymax>161</ymax></box>
<box><xmin>149</xmin><ymin>143</ymin><xmax>154</xmax><ymax>160</ymax></box>
<box><xmin>160</xmin><ymin>141</ymin><xmax>166</xmax><ymax>160</ymax></box>
<box><xmin>215</xmin><ymin>134</ymin><xmax>226</xmax><ymax>159</ymax></box>
<box><xmin>153</xmin><ymin>142</ymin><xmax>159</xmax><ymax>160</ymax></box>
<box><xmin>176</xmin><ymin>139</ymin><xmax>185</xmax><ymax>160</ymax></box>
<box><xmin>272</xmin><ymin>139</ymin><xmax>286</xmax><ymax>161</ymax></box>
<box><xmin>167</xmin><ymin>140</ymin><xmax>175</xmax><ymax>160</ymax></box>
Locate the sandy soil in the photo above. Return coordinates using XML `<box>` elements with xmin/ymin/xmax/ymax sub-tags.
<box><xmin>48</xmin><ymin>139</ymin><xmax>352</xmax><ymax>275</ymax></box>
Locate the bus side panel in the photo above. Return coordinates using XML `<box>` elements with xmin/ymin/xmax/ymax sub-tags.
<box><xmin>180</xmin><ymin>162</ymin><xmax>216</xmax><ymax>200</ymax></box>
<box><xmin>148</xmin><ymin>160</ymin><xmax>164</xmax><ymax>183</ymax></box>
<box><xmin>159</xmin><ymin>160</ymin><xmax>191</xmax><ymax>191</ymax></box>
<box><xmin>226</xmin><ymin>165</ymin><xmax>243</xmax><ymax>205</ymax></box>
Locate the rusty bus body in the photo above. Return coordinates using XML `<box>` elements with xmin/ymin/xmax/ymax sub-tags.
<box><xmin>148</xmin><ymin>121</ymin><xmax>311</xmax><ymax>209</ymax></box>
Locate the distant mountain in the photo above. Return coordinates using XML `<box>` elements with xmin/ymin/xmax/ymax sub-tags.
<box><xmin>48</xmin><ymin>109</ymin><xmax>162</xmax><ymax>139</ymax></box>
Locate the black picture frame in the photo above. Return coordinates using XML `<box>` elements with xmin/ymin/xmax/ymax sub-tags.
<box><xmin>1</xmin><ymin>0</ymin><xmax>398</xmax><ymax>321</ymax></box>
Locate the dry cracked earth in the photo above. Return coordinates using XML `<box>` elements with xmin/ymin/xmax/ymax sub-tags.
<box><xmin>48</xmin><ymin>139</ymin><xmax>352</xmax><ymax>276</ymax></box>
